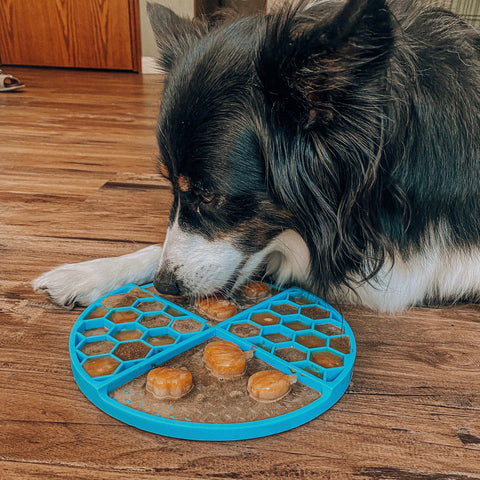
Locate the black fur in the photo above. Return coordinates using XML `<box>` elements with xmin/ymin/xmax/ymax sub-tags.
<box><xmin>148</xmin><ymin>0</ymin><xmax>480</xmax><ymax>305</ymax></box>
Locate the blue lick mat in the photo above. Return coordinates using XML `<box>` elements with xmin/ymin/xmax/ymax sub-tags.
<box><xmin>69</xmin><ymin>283</ymin><xmax>356</xmax><ymax>441</ymax></box>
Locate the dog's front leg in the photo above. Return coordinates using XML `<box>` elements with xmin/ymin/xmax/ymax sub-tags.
<box><xmin>32</xmin><ymin>245</ymin><xmax>162</xmax><ymax>308</ymax></box>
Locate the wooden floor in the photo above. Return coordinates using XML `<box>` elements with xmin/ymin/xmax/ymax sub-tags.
<box><xmin>1</xmin><ymin>67</ymin><xmax>479</xmax><ymax>480</ymax></box>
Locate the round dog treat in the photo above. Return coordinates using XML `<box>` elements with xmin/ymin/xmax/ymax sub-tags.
<box><xmin>247</xmin><ymin>370</ymin><xmax>297</xmax><ymax>403</ymax></box>
<box><xmin>203</xmin><ymin>340</ymin><xmax>251</xmax><ymax>379</ymax></box>
<box><xmin>195</xmin><ymin>295</ymin><xmax>237</xmax><ymax>321</ymax></box>
<box><xmin>146</xmin><ymin>367</ymin><xmax>193</xmax><ymax>400</ymax></box>
<box><xmin>241</xmin><ymin>280</ymin><xmax>269</xmax><ymax>298</ymax></box>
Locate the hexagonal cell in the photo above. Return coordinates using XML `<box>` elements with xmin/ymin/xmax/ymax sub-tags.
<box><xmin>83</xmin><ymin>356</ymin><xmax>120</xmax><ymax>377</ymax></box>
<box><xmin>290</xmin><ymin>296</ymin><xmax>312</xmax><ymax>305</ymax></box>
<box><xmin>296</xmin><ymin>334</ymin><xmax>327</xmax><ymax>349</ymax></box>
<box><xmin>229</xmin><ymin>322</ymin><xmax>261</xmax><ymax>338</ymax></box>
<box><xmin>165</xmin><ymin>306</ymin><xmax>184</xmax><ymax>317</ymax></box>
<box><xmin>102</xmin><ymin>293</ymin><xmax>137</xmax><ymax>308</ymax></box>
<box><xmin>274</xmin><ymin>346</ymin><xmax>307</xmax><ymax>362</ymax></box>
<box><xmin>82</xmin><ymin>326</ymin><xmax>108</xmax><ymax>337</ymax></box>
<box><xmin>250</xmin><ymin>339</ymin><xmax>271</xmax><ymax>352</ymax></box>
<box><xmin>113</xmin><ymin>341</ymin><xmax>151</xmax><ymax>361</ymax></box>
<box><xmin>171</xmin><ymin>318</ymin><xmax>203</xmax><ymax>333</ymax></box>
<box><xmin>311</xmin><ymin>350</ymin><xmax>343</xmax><ymax>368</ymax></box>
<box><xmin>81</xmin><ymin>340</ymin><xmax>115</xmax><ymax>356</ymax></box>
<box><xmin>270</xmin><ymin>303</ymin><xmax>298</xmax><ymax>315</ymax></box>
<box><xmin>315</xmin><ymin>323</ymin><xmax>344</xmax><ymax>336</ymax></box>
<box><xmin>113</xmin><ymin>329</ymin><xmax>143</xmax><ymax>341</ymax></box>
<box><xmin>284</xmin><ymin>320</ymin><xmax>309</xmax><ymax>331</ymax></box>
<box><xmin>85</xmin><ymin>306</ymin><xmax>109</xmax><ymax>319</ymax></box>
<box><xmin>301</xmin><ymin>306</ymin><xmax>330</xmax><ymax>320</ymax></box>
<box><xmin>146</xmin><ymin>334</ymin><xmax>176</xmax><ymax>346</ymax></box>
<box><xmin>250</xmin><ymin>311</ymin><xmax>280</xmax><ymax>326</ymax></box>
<box><xmin>302</xmin><ymin>366</ymin><xmax>324</xmax><ymax>379</ymax></box>
<box><xmin>135</xmin><ymin>300</ymin><xmax>165</xmax><ymax>313</ymax></box>
<box><xmin>264</xmin><ymin>333</ymin><xmax>292</xmax><ymax>343</ymax></box>
<box><xmin>330</xmin><ymin>336</ymin><xmax>351</xmax><ymax>354</ymax></box>
<box><xmin>161</xmin><ymin>294</ymin><xmax>191</xmax><ymax>309</ymax></box>
<box><xmin>108</xmin><ymin>309</ymin><xmax>140</xmax><ymax>324</ymax></box>
<box><xmin>128</xmin><ymin>286</ymin><xmax>153</xmax><ymax>299</ymax></box>
<box><xmin>140</xmin><ymin>314</ymin><xmax>171</xmax><ymax>328</ymax></box>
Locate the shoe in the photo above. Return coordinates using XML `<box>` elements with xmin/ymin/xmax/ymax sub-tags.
<box><xmin>0</xmin><ymin>70</ymin><xmax>25</xmax><ymax>92</ymax></box>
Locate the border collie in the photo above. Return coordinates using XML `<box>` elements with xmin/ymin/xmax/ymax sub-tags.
<box><xmin>33</xmin><ymin>0</ymin><xmax>480</xmax><ymax>312</ymax></box>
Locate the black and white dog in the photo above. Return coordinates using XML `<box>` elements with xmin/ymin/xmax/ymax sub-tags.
<box><xmin>34</xmin><ymin>0</ymin><xmax>480</xmax><ymax>312</ymax></box>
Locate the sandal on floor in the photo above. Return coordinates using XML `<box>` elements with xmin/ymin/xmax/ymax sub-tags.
<box><xmin>0</xmin><ymin>70</ymin><xmax>25</xmax><ymax>92</ymax></box>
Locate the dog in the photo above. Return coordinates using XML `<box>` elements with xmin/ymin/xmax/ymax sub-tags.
<box><xmin>33</xmin><ymin>0</ymin><xmax>480</xmax><ymax>313</ymax></box>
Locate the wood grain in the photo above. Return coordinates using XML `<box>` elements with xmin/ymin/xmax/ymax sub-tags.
<box><xmin>0</xmin><ymin>0</ymin><xmax>140</xmax><ymax>71</ymax></box>
<box><xmin>1</xmin><ymin>67</ymin><xmax>479</xmax><ymax>480</ymax></box>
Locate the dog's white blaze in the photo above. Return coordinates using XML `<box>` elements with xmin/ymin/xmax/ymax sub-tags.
<box><xmin>159</xmin><ymin>210</ymin><xmax>243</xmax><ymax>295</ymax></box>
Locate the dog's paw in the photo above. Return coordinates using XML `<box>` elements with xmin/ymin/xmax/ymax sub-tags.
<box><xmin>32</xmin><ymin>260</ymin><xmax>117</xmax><ymax>309</ymax></box>
<box><xmin>33</xmin><ymin>246</ymin><xmax>163</xmax><ymax>309</ymax></box>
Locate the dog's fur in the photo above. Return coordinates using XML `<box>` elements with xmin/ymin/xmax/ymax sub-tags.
<box><xmin>34</xmin><ymin>0</ymin><xmax>480</xmax><ymax>312</ymax></box>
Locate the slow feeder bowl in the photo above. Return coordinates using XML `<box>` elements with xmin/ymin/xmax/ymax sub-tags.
<box><xmin>70</xmin><ymin>283</ymin><xmax>356</xmax><ymax>441</ymax></box>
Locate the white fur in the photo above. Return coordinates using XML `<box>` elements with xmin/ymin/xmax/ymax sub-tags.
<box><xmin>348</xmin><ymin>249</ymin><xmax>479</xmax><ymax>312</ymax></box>
<box><xmin>332</xmin><ymin>229</ymin><xmax>480</xmax><ymax>312</ymax></box>
<box><xmin>32</xmin><ymin>245</ymin><xmax>162</xmax><ymax>308</ymax></box>
<box><xmin>229</xmin><ymin>229</ymin><xmax>311</xmax><ymax>292</ymax></box>
<box><xmin>265</xmin><ymin>230</ymin><xmax>311</xmax><ymax>285</ymax></box>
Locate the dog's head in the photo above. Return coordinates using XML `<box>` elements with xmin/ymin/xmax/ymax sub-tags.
<box><xmin>147</xmin><ymin>0</ymin><xmax>393</xmax><ymax>298</ymax></box>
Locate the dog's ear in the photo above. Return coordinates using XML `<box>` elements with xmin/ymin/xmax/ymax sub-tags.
<box><xmin>147</xmin><ymin>2</ymin><xmax>207</xmax><ymax>72</ymax></box>
<box><xmin>257</xmin><ymin>0</ymin><xmax>393</xmax><ymax>127</ymax></box>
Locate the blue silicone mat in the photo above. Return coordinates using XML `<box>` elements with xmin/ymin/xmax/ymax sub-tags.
<box><xmin>69</xmin><ymin>283</ymin><xmax>356</xmax><ymax>441</ymax></box>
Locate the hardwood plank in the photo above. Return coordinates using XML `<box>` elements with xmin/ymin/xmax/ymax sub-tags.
<box><xmin>0</xmin><ymin>176</ymin><xmax>171</xmax><ymax>247</ymax></box>
<box><xmin>1</xmin><ymin>408</ymin><xmax>478</xmax><ymax>477</ymax></box>
<box><xmin>0</xmin><ymin>462</ymin><xmax>189</xmax><ymax>480</ymax></box>
<box><xmin>0</xmin><ymin>168</ymin><xmax>110</xmax><ymax>198</ymax></box>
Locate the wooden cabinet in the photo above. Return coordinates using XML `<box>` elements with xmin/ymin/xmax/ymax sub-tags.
<box><xmin>0</xmin><ymin>0</ymin><xmax>141</xmax><ymax>71</ymax></box>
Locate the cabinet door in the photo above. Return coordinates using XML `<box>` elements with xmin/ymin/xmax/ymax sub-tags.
<box><xmin>0</xmin><ymin>0</ymin><xmax>141</xmax><ymax>71</ymax></box>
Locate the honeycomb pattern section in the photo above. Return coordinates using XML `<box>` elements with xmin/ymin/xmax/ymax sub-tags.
<box><xmin>73</xmin><ymin>285</ymin><xmax>210</xmax><ymax>379</ymax></box>
<box><xmin>223</xmin><ymin>293</ymin><xmax>351</xmax><ymax>382</ymax></box>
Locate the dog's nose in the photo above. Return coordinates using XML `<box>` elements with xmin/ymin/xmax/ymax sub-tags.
<box><xmin>153</xmin><ymin>268</ymin><xmax>184</xmax><ymax>296</ymax></box>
